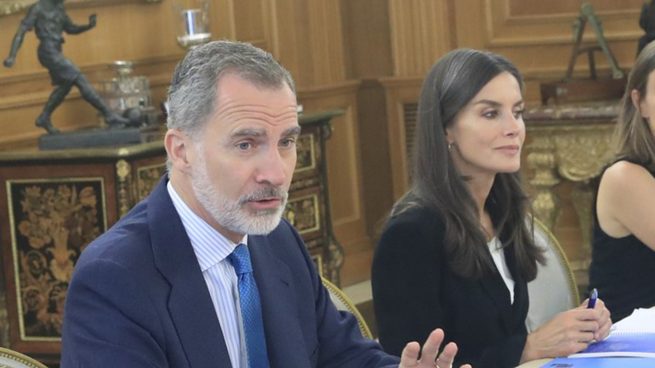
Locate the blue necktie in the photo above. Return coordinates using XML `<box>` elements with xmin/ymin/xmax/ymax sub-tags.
<box><xmin>228</xmin><ymin>244</ymin><xmax>270</xmax><ymax>368</ymax></box>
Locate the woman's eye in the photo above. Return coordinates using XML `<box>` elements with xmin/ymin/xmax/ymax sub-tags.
<box><xmin>483</xmin><ymin>110</ymin><xmax>498</xmax><ymax>119</ymax></box>
<box><xmin>513</xmin><ymin>109</ymin><xmax>525</xmax><ymax>119</ymax></box>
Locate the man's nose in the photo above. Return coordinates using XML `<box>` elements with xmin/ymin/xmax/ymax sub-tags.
<box><xmin>254</xmin><ymin>149</ymin><xmax>290</xmax><ymax>186</ymax></box>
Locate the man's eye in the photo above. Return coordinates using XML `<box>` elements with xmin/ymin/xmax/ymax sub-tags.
<box><xmin>237</xmin><ymin>142</ymin><xmax>252</xmax><ymax>150</ymax></box>
<box><xmin>280</xmin><ymin>138</ymin><xmax>296</xmax><ymax>148</ymax></box>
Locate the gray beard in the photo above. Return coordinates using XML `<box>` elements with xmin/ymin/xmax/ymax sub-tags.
<box><xmin>190</xmin><ymin>162</ymin><xmax>288</xmax><ymax>236</ymax></box>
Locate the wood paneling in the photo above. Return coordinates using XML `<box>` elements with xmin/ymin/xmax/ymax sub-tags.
<box><xmin>508</xmin><ymin>0</ymin><xmax>642</xmax><ymax>17</ymax></box>
<box><xmin>453</xmin><ymin>0</ymin><xmax>642</xmax><ymax>78</ymax></box>
<box><xmin>300</xmin><ymin>83</ymin><xmax>363</xmax><ymax>232</ymax></box>
<box><xmin>388</xmin><ymin>0</ymin><xmax>454</xmax><ymax>76</ymax></box>
<box><xmin>269</xmin><ymin>0</ymin><xmax>346</xmax><ymax>88</ymax></box>
<box><xmin>379</xmin><ymin>77</ymin><xmax>422</xmax><ymax>200</ymax></box>
<box><xmin>357</xmin><ymin>79</ymin><xmax>394</xmax><ymax>240</ymax></box>
<box><xmin>341</xmin><ymin>0</ymin><xmax>393</xmax><ymax>79</ymax></box>
<box><xmin>298</xmin><ymin>81</ymin><xmax>373</xmax><ymax>284</ymax></box>
<box><xmin>341</xmin><ymin>0</ymin><xmax>396</xmax><ymax>249</ymax></box>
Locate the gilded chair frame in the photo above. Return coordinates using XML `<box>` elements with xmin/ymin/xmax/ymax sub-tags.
<box><xmin>321</xmin><ymin>277</ymin><xmax>374</xmax><ymax>339</ymax></box>
<box><xmin>533</xmin><ymin>217</ymin><xmax>580</xmax><ymax>305</ymax></box>
<box><xmin>0</xmin><ymin>347</ymin><xmax>48</xmax><ymax>368</ymax></box>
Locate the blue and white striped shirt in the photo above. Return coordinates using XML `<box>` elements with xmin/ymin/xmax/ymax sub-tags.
<box><xmin>167</xmin><ymin>182</ymin><xmax>247</xmax><ymax>368</ymax></box>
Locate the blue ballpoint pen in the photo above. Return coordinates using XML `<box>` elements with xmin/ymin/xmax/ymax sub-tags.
<box><xmin>587</xmin><ymin>288</ymin><xmax>598</xmax><ymax>309</ymax></box>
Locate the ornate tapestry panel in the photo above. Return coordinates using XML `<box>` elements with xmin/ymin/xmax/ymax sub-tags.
<box><xmin>6</xmin><ymin>178</ymin><xmax>107</xmax><ymax>341</ymax></box>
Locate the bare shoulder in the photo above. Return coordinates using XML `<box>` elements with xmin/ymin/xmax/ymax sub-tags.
<box><xmin>598</xmin><ymin>161</ymin><xmax>655</xmax><ymax>245</ymax></box>
<box><xmin>597</xmin><ymin>161</ymin><xmax>651</xmax><ymax>223</ymax></box>
<box><xmin>601</xmin><ymin>160</ymin><xmax>653</xmax><ymax>190</ymax></box>
<box><xmin>597</xmin><ymin>161</ymin><xmax>651</xmax><ymax>237</ymax></box>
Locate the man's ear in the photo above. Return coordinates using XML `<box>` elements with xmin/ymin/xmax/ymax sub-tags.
<box><xmin>631</xmin><ymin>89</ymin><xmax>648</xmax><ymax>119</ymax></box>
<box><xmin>164</xmin><ymin>129</ymin><xmax>193</xmax><ymax>174</ymax></box>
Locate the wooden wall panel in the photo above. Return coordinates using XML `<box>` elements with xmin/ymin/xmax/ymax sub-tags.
<box><xmin>508</xmin><ymin>0</ymin><xmax>642</xmax><ymax>17</ymax></box>
<box><xmin>341</xmin><ymin>0</ymin><xmax>393</xmax><ymax>79</ymax></box>
<box><xmin>300</xmin><ymin>87</ymin><xmax>363</xmax><ymax>228</ymax></box>
<box><xmin>232</xmin><ymin>0</ymin><xmax>268</xmax><ymax>43</ymax></box>
<box><xmin>267</xmin><ymin>0</ymin><xmax>346</xmax><ymax>88</ymax></box>
<box><xmin>388</xmin><ymin>0</ymin><xmax>454</xmax><ymax>76</ymax></box>
<box><xmin>454</xmin><ymin>0</ymin><xmax>643</xmax><ymax>79</ymax></box>
<box><xmin>380</xmin><ymin>77</ymin><xmax>422</xmax><ymax>200</ymax></box>
<box><xmin>340</xmin><ymin>0</ymin><xmax>396</xmax><ymax>251</ymax></box>
<box><xmin>298</xmin><ymin>81</ymin><xmax>371</xmax><ymax>285</ymax></box>
<box><xmin>264</xmin><ymin>0</ymin><xmax>308</xmax><ymax>80</ymax></box>
<box><xmin>306</xmin><ymin>0</ymin><xmax>346</xmax><ymax>84</ymax></box>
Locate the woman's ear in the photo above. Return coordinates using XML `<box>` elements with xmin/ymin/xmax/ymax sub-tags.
<box><xmin>631</xmin><ymin>89</ymin><xmax>648</xmax><ymax>119</ymax></box>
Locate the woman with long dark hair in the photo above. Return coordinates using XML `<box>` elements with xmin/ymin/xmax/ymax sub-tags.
<box><xmin>589</xmin><ymin>40</ymin><xmax>655</xmax><ymax>322</ymax></box>
<box><xmin>372</xmin><ymin>49</ymin><xmax>612</xmax><ymax>368</ymax></box>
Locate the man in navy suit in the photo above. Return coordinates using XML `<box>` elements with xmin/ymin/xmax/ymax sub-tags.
<box><xmin>61</xmin><ymin>40</ymin><xmax>469</xmax><ymax>368</ymax></box>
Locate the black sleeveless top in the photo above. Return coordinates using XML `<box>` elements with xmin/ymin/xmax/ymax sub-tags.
<box><xmin>589</xmin><ymin>166</ymin><xmax>655</xmax><ymax>322</ymax></box>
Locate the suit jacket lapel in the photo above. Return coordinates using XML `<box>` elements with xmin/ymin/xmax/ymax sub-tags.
<box><xmin>480</xmin><ymin>241</ymin><xmax>516</xmax><ymax>333</ymax></box>
<box><xmin>504</xmin><ymin>245</ymin><xmax>529</xmax><ymax>329</ymax></box>
<box><xmin>480</xmin><ymin>243</ymin><xmax>530</xmax><ymax>333</ymax></box>
<box><xmin>148</xmin><ymin>177</ymin><xmax>232</xmax><ymax>367</ymax></box>
<box><xmin>249</xmin><ymin>235</ymin><xmax>313</xmax><ymax>368</ymax></box>
<box><xmin>479</xmin><ymin>271</ymin><xmax>514</xmax><ymax>333</ymax></box>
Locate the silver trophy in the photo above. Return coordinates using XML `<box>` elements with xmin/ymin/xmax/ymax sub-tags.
<box><xmin>174</xmin><ymin>0</ymin><xmax>211</xmax><ymax>49</ymax></box>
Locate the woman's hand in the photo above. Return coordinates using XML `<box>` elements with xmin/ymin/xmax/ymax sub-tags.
<box><xmin>585</xmin><ymin>298</ymin><xmax>612</xmax><ymax>341</ymax></box>
<box><xmin>521</xmin><ymin>299</ymin><xmax>612</xmax><ymax>362</ymax></box>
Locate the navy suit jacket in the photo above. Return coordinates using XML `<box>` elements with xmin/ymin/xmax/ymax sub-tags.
<box><xmin>61</xmin><ymin>177</ymin><xmax>398</xmax><ymax>367</ymax></box>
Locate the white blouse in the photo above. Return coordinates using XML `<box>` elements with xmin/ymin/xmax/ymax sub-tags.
<box><xmin>488</xmin><ymin>237</ymin><xmax>515</xmax><ymax>304</ymax></box>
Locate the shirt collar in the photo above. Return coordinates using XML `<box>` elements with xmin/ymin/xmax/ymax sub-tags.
<box><xmin>167</xmin><ymin>181</ymin><xmax>248</xmax><ymax>271</ymax></box>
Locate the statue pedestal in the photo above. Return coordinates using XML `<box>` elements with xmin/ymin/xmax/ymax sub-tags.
<box><xmin>38</xmin><ymin>127</ymin><xmax>144</xmax><ymax>150</ymax></box>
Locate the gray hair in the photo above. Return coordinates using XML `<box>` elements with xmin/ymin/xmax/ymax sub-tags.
<box><xmin>166</xmin><ymin>40</ymin><xmax>296</xmax><ymax>137</ymax></box>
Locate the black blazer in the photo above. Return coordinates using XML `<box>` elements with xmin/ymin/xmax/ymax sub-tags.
<box><xmin>372</xmin><ymin>206</ymin><xmax>529</xmax><ymax>368</ymax></box>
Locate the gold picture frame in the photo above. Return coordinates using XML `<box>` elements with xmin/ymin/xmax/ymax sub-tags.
<box><xmin>1</xmin><ymin>0</ymin><xmax>162</xmax><ymax>17</ymax></box>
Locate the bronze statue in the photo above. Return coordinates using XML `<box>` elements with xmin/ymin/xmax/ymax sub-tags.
<box><xmin>3</xmin><ymin>0</ymin><xmax>128</xmax><ymax>134</ymax></box>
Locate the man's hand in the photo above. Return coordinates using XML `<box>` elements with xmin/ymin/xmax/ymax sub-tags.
<box><xmin>3</xmin><ymin>57</ymin><xmax>15</xmax><ymax>68</ymax></box>
<box><xmin>399</xmin><ymin>328</ymin><xmax>472</xmax><ymax>368</ymax></box>
<box><xmin>88</xmin><ymin>14</ymin><xmax>97</xmax><ymax>28</ymax></box>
